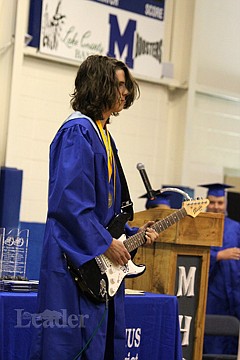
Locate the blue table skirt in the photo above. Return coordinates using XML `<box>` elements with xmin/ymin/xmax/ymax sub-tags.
<box><xmin>0</xmin><ymin>291</ymin><xmax>182</xmax><ymax>360</ymax></box>
<box><xmin>125</xmin><ymin>292</ymin><xmax>182</xmax><ymax>359</ymax></box>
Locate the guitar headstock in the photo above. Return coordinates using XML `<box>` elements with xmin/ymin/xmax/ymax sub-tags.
<box><xmin>182</xmin><ymin>198</ymin><xmax>209</xmax><ymax>218</ymax></box>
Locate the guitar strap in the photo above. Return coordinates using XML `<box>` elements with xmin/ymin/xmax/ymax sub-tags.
<box><xmin>110</xmin><ymin>136</ymin><xmax>134</xmax><ymax>221</ymax></box>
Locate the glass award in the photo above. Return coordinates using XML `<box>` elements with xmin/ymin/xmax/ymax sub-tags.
<box><xmin>0</xmin><ymin>228</ymin><xmax>29</xmax><ymax>280</ymax></box>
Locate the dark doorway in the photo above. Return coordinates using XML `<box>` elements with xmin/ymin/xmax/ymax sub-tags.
<box><xmin>227</xmin><ymin>191</ymin><xmax>240</xmax><ymax>222</ymax></box>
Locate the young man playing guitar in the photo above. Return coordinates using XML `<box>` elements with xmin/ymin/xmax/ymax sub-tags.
<box><xmin>30</xmin><ymin>55</ymin><xmax>158</xmax><ymax>360</ymax></box>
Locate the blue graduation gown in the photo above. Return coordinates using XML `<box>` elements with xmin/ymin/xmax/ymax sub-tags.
<box><xmin>30</xmin><ymin>113</ymin><xmax>137</xmax><ymax>359</ymax></box>
<box><xmin>204</xmin><ymin>216</ymin><xmax>240</xmax><ymax>354</ymax></box>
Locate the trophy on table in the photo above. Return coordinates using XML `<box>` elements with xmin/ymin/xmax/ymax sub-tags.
<box><xmin>0</xmin><ymin>228</ymin><xmax>31</xmax><ymax>291</ymax></box>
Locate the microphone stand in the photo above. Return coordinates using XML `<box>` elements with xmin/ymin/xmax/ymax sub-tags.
<box><xmin>150</xmin><ymin>187</ymin><xmax>191</xmax><ymax>201</ymax></box>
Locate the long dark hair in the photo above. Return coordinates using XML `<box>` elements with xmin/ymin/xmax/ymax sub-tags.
<box><xmin>70</xmin><ymin>55</ymin><xmax>140</xmax><ymax>121</ymax></box>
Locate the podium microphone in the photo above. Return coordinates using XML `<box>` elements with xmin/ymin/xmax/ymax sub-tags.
<box><xmin>136</xmin><ymin>163</ymin><xmax>155</xmax><ymax>200</ymax></box>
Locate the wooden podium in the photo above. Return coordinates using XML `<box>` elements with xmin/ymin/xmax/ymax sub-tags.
<box><xmin>126</xmin><ymin>208</ymin><xmax>224</xmax><ymax>360</ymax></box>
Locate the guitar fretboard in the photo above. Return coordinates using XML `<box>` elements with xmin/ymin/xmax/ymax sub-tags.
<box><xmin>123</xmin><ymin>207</ymin><xmax>187</xmax><ymax>253</ymax></box>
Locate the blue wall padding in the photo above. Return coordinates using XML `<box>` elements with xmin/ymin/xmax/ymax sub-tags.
<box><xmin>0</xmin><ymin>167</ymin><xmax>23</xmax><ymax>230</ymax></box>
<box><xmin>20</xmin><ymin>221</ymin><xmax>45</xmax><ymax>280</ymax></box>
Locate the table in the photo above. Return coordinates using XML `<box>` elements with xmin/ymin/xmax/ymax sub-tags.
<box><xmin>0</xmin><ymin>292</ymin><xmax>182</xmax><ymax>360</ymax></box>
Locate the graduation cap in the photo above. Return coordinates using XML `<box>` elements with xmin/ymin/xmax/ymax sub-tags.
<box><xmin>198</xmin><ymin>183</ymin><xmax>234</xmax><ymax>197</ymax></box>
<box><xmin>139</xmin><ymin>192</ymin><xmax>172</xmax><ymax>209</ymax></box>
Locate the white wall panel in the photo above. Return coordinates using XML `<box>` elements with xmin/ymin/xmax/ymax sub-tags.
<box><xmin>183</xmin><ymin>92</ymin><xmax>240</xmax><ymax>198</ymax></box>
<box><xmin>196</xmin><ymin>0</ymin><xmax>240</xmax><ymax>95</ymax></box>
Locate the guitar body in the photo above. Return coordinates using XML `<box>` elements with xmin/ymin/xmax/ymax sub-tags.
<box><xmin>66</xmin><ymin>256</ymin><xmax>107</xmax><ymax>303</ymax></box>
<box><xmin>66</xmin><ymin>212</ymin><xmax>145</xmax><ymax>303</ymax></box>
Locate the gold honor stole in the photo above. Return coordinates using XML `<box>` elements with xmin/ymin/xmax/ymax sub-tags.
<box><xmin>96</xmin><ymin>120</ymin><xmax>116</xmax><ymax>207</ymax></box>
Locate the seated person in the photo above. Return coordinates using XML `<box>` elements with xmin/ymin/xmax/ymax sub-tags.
<box><xmin>139</xmin><ymin>192</ymin><xmax>172</xmax><ymax>209</ymax></box>
<box><xmin>199</xmin><ymin>183</ymin><xmax>240</xmax><ymax>355</ymax></box>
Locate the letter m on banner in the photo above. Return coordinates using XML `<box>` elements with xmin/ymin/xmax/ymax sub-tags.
<box><xmin>107</xmin><ymin>14</ymin><xmax>136</xmax><ymax>69</ymax></box>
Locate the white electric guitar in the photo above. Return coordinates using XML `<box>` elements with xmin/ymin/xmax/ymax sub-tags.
<box><xmin>66</xmin><ymin>198</ymin><xmax>209</xmax><ymax>303</ymax></box>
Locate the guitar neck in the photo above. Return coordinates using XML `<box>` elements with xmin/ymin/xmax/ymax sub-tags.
<box><xmin>123</xmin><ymin>207</ymin><xmax>187</xmax><ymax>253</ymax></box>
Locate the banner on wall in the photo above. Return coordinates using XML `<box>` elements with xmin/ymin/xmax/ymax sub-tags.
<box><xmin>39</xmin><ymin>0</ymin><xmax>165</xmax><ymax>81</ymax></box>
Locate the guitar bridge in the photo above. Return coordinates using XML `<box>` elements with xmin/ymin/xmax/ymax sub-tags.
<box><xmin>99</xmin><ymin>279</ymin><xmax>107</xmax><ymax>298</ymax></box>
<box><xmin>95</xmin><ymin>255</ymin><xmax>107</xmax><ymax>274</ymax></box>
